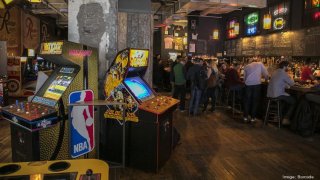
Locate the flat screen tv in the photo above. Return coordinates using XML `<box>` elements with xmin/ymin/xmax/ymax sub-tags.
<box><xmin>124</xmin><ymin>76</ymin><xmax>155</xmax><ymax>102</ymax></box>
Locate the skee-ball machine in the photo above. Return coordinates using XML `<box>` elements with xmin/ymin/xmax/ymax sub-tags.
<box><xmin>1</xmin><ymin>41</ymin><xmax>98</xmax><ymax>162</ymax></box>
<box><xmin>102</xmin><ymin>48</ymin><xmax>179</xmax><ymax>172</ymax></box>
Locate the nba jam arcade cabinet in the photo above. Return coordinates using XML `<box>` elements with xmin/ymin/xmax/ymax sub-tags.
<box><xmin>1</xmin><ymin>41</ymin><xmax>98</xmax><ymax>161</ymax></box>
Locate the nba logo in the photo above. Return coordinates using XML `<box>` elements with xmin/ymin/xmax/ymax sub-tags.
<box><xmin>69</xmin><ymin>90</ymin><xmax>94</xmax><ymax>158</ymax></box>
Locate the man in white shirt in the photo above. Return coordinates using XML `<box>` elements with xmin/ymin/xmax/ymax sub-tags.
<box><xmin>267</xmin><ymin>61</ymin><xmax>295</xmax><ymax>123</ymax></box>
<box><xmin>243</xmin><ymin>59</ymin><xmax>269</xmax><ymax>122</ymax></box>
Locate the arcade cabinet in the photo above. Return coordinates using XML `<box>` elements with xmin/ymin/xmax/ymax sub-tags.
<box><xmin>102</xmin><ymin>48</ymin><xmax>179</xmax><ymax>172</ymax></box>
<box><xmin>1</xmin><ymin>41</ymin><xmax>98</xmax><ymax>162</ymax></box>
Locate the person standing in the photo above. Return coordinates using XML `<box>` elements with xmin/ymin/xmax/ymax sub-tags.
<box><xmin>172</xmin><ymin>56</ymin><xmax>187</xmax><ymax>111</ymax></box>
<box><xmin>267</xmin><ymin>61</ymin><xmax>295</xmax><ymax>123</ymax></box>
<box><xmin>225</xmin><ymin>63</ymin><xmax>244</xmax><ymax>90</ymax></box>
<box><xmin>187</xmin><ymin>58</ymin><xmax>206</xmax><ymax>115</ymax></box>
<box><xmin>301</xmin><ymin>59</ymin><xmax>315</xmax><ymax>83</ymax></box>
<box><xmin>243</xmin><ymin>58</ymin><xmax>269</xmax><ymax>122</ymax></box>
<box><xmin>203</xmin><ymin>60</ymin><xmax>218</xmax><ymax>112</ymax></box>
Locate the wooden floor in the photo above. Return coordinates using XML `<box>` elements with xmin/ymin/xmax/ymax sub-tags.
<box><xmin>1</xmin><ymin>108</ymin><xmax>320</xmax><ymax>179</ymax></box>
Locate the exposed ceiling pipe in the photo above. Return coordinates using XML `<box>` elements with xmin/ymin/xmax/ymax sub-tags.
<box><xmin>187</xmin><ymin>14</ymin><xmax>222</xmax><ymax>18</ymax></box>
<box><xmin>42</xmin><ymin>0</ymin><xmax>67</xmax><ymax>18</ymax></box>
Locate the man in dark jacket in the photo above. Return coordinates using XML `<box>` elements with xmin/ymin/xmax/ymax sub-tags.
<box><xmin>187</xmin><ymin>58</ymin><xmax>206</xmax><ymax>115</ymax></box>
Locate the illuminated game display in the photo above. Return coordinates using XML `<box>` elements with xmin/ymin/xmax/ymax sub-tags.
<box><xmin>102</xmin><ymin>48</ymin><xmax>179</xmax><ymax>172</ymax></box>
<box><xmin>244</xmin><ymin>12</ymin><xmax>259</xmax><ymax>36</ymax></box>
<box><xmin>227</xmin><ymin>19</ymin><xmax>240</xmax><ymax>39</ymax></box>
<box><xmin>124</xmin><ymin>77</ymin><xmax>155</xmax><ymax>101</ymax></box>
<box><xmin>129</xmin><ymin>49</ymin><xmax>149</xmax><ymax>68</ymax></box>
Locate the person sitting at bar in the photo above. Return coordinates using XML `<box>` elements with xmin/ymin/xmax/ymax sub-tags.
<box><xmin>301</xmin><ymin>59</ymin><xmax>315</xmax><ymax>83</ymax></box>
<box><xmin>243</xmin><ymin>58</ymin><xmax>269</xmax><ymax>123</ymax></box>
<box><xmin>267</xmin><ymin>61</ymin><xmax>295</xmax><ymax>124</ymax></box>
<box><xmin>225</xmin><ymin>63</ymin><xmax>244</xmax><ymax>91</ymax></box>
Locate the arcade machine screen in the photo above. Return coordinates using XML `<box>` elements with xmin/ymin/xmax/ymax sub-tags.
<box><xmin>124</xmin><ymin>77</ymin><xmax>155</xmax><ymax>102</ymax></box>
<box><xmin>129</xmin><ymin>49</ymin><xmax>149</xmax><ymax>71</ymax></box>
<box><xmin>33</xmin><ymin>67</ymin><xmax>78</xmax><ymax>107</ymax></box>
<box><xmin>43</xmin><ymin>75</ymin><xmax>73</xmax><ymax>100</ymax></box>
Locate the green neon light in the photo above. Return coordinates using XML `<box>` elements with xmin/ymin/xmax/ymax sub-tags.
<box><xmin>246</xmin><ymin>12</ymin><xmax>259</xmax><ymax>25</ymax></box>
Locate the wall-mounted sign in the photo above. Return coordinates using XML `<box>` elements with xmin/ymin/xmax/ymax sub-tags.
<box><xmin>273</xmin><ymin>17</ymin><xmax>285</xmax><ymax>30</ymax></box>
<box><xmin>245</xmin><ymin>12</ymin><xmax>259</xmax><ymax>25</ymax></box>
<box><xmin>247</xmin><ymin>26</ymin><xmax>257</xmax><ymax>35</ymax></box>
<box><xmin>23</xmin><ymin>12</ymin><xmax>40</xmax><ymax>50</ymax></box>
<box><xmin>263</xmin><ymin>14</ymin><xmax>272</xmax><ymax>30</ymax></box>
<box><xmin>314</xmin><ymin>11</ymin><xmax>320</xmax><ymax>20</ymax></box>
<box><xmin>227</xmin><ymin>19</ymin><xmax>240</xmax><ymax>39</ymax></box>
<box><xmin>213</xmin><ymin>29</ymin><xmax>219</xmax><ymax>40</ymax></box>
<box><xmin>244</xmin><ymin>12</ymin><xmax>259</xmax><ymax>36</ymax></box>
<box><xmin>312</xmin><ymin>0</ymin><xmax>320</xmax><ymax>7</ymax></box>
<box><xmin>41</xmin><ymin>42</ymin><xmax>63</xmax><ymax>55</ymax></box>
<box><xmin>273</xmin><ymin>7</ymin><xmax>288</xmax><ymax>16</ymax></box>
<box><xmin>270</xmin><ymin>1</ymin><xmax>290</xmax><ymax>31</ymax></box>
<box><xmin>69</xmin><ymin>50</ymin><xmax>92</xmax><ymax>57</ymax></box>
<box><xmin>305</xmin><ymin>0</ymin><xmax>320</xmax><ymax>27</ymax></box>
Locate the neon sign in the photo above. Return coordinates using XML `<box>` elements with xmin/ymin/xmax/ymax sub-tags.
<box><xmin>273</xmin><ymin>17</ymin><xmax>285</xmax><ymax>30</ymax></box>
<box><xmin>227</xmin><ymin>20</ymin><xmax>239</xmax><ymax>39</ymax></box>
<box><xmin>314</xmin><ymin>12</ymin><xmax>320</xmax><ymax>21</ymax></box>
<box><xmin>69</xmin><ymin>50</ymin><xmax>92</xmax><ymax>57</ymax></box>
<box><xmin>273</xmin><ymin>7</ymin><xmax>288</xmax><ymax>16</ymax></box>
<box><xmin>247</xmin><ymin>26</ymin><xmax>257</xmax><ymax>35</ymax></box>
<box><xmin>263</xmin><ymin>14</ymin><xmax>272</xmax><ymax>30</ymax></box>
<box><xmin>312</xmin><ymin>0</ymin><xmax>320</xmax><ymax>8</ymax></box>
<box><xmin>213</xmin><ymin>29</ymin><xmax>219</xmax><ymax>40</ymax></box>
<box><xmin>245</xmin><ymin>12</ymin><xmax>259</xmax><ymax>36</ymax></box>
<box><xmin>245</xmin><ymin>12</ymin><xmax>259</xmax><ymax>25</ymax></box>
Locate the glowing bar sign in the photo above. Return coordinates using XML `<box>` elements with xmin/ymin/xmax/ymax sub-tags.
<box><xmin>213</xmin><ymin>29</ymin><xmax>219</xmax><ymax>40</ymax></box>
<box><xmin>263</xmin><ymin>14</ymin><xmax>272</xmax><ymax>30</ymax></box>
<box><xmin>271</xmin><ymin>1</ymin><xmax>289</xmax><ymax>31</ymax></box>
<box><xmin>312</xmin><ymin>0</ymin><xmax>320</xmax><ymax>8</ymax></box>
<box><xmin>273</xmin><ymin>17</ymin><xmax>285</xmax><ymax>30</ymax></box>
<box><xmin>40</xmin><ymin>41</ymin><xmax>64</xmax><ymax>55</ymax></box>
<box><xmin>246</xmin><ymin>12</ymin><xmax>259</xmax><ymax>25</ymax></box>
<box><xmin>314</xmin><ymin>12</ymin><xmax>320</xmax><ymax>21</ymax></box>
<box><xmin>245</xmin><ymin>12</ymin><xmax>259</xmax><ymax>36</ymax></box>
<box><xmin>227</xmin><ymin>19</ymin><xmax>239</xmax><ymax>39</ymax></box>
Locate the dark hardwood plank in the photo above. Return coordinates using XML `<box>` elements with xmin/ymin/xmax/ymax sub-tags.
<box><xmin>1</xmin><ymin>108</ymin><xmax>320</xmax><ymax>179</ymax></box>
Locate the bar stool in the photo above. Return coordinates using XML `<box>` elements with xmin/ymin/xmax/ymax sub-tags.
<box><xmin>264</xmin><ymin>97</ymin><xmax>282</xmax><ymax>128</ymax></box>
<box><xmin>226</xmin><ymin>88</ymin><xmax>242</xmax><ymax>117</ymax></box>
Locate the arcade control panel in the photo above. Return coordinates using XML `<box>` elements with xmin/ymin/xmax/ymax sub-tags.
<box><xmin>1</xmin><ymin>101</ymin><xmax>58</xmax><ymax>131</ymax></box>
<box><xmin>139</xmin><ymin>96</ymin><xmax>179</xmax><ymax>115</ymax></box>
<box><xmin>0</xmin><ymin>159</ymin><xmax>109</xmax><ymax>180</ymax></box>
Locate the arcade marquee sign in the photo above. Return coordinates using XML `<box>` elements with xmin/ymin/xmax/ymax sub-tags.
<box><xmin>40</xmin><ymin>41</ymin><xmax>63</xmax><ymax>55</ymax></box>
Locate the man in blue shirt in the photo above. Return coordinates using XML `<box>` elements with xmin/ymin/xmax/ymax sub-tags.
<box><xmin>267</xmin><ymin>61</ymin><xmax>295</xmax><ymax>123</ymax></box>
